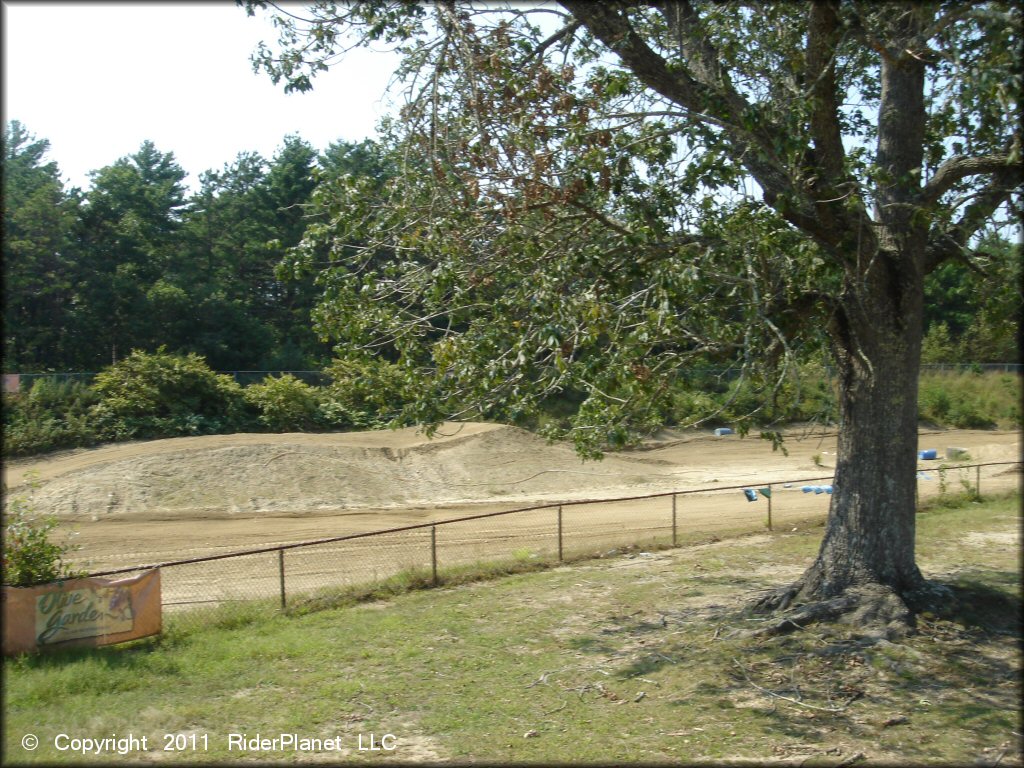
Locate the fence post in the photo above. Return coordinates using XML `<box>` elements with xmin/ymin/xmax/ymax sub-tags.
<box><xmin>766</xmin><ymin>485</ymin><xmax>773</xmax><ymax>531</ymax></box>
<box><xmin>431</xmin><ymin>525</ymin><xmax>438</xmax><ymax>585</ymax></box>
<box><xmin>976</xmin><ymin>464</ymin><xmax>981</xmax><ymax>497</ymax></box>
<box><xmin>278</xmin><ymin>549</ymin><xmax>286</xmax><ymax>609</ymax></box>
<box><xmin>671</xmin><ymin>494</ymin><xmax>677</xmax><ymax>546</ymax></box>
<box><xmin>557</xmin><ymin>505</ymin><xmax>563</xmax><ymax>562</ymax></box>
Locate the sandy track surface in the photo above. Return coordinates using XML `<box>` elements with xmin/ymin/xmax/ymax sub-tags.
<box><xmin>3</xmin><ymin>423</ymin><xmax>1020</xmax><ymax>580</ymax></box>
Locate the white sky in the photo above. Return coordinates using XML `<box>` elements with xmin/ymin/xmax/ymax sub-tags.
<box><xmin>2</xmin><ymin>1</ymin><xmax>403</xmax><ymax>192</ymax></box>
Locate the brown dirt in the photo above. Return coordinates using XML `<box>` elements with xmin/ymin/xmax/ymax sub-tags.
<box><xmin>3</xmin><ymin>423</ymin><xmax>1020</xmax><ymax>579</ymax></box>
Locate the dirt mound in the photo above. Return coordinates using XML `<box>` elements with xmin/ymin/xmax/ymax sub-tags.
<box><xmin>6</xmin><ymin>422</ymin><xmax>679</xmax><ymax>522</ymax></box>
<box><xmin>4</xmin><ymin>423</ymin><xmax>1019</xmax><ymax>525</ymax></box>
<box><xmin>5</xmin><ymin>424</ymin><xmax>1019</xmax><ymax>575</ymax></box>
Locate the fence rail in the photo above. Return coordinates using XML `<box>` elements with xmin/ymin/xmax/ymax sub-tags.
<box><xmin>6</xmin><ymin>363</ymin><xmax>1019</xmax><ymax>390</ymax></box>
<box><xmin>919</xmin><ymin>363</ymin><xmax>1022</xmax><ymax>373</ymax></box>
<box><xmin>83</xmin><ymin>460</ymin><xmax>1020</xmax><ymax>620</ymax></box>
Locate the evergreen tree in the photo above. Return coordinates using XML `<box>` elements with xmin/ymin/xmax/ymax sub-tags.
<box><xmin>73</xmin><ymin>141</ymin><xmax>188</xmax><ymax>366</ymax></box>
<box><xmin>2</xmin><ymin>121</ymin><xmax>81</xmax><ymax>370</ymax></box>
<box><xmin>178</xmin><ymin>152</ymin><xmax>278</xmax><ymax>369</ymax></box>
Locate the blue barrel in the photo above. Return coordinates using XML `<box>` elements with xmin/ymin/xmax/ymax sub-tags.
<box><xmin>918</xmin><ymin>449</ymin><xmax>938</xmax><ymax>460</ymax></box>
<box><xmin>714</xmin><ymin>427</ymin><xmax>734</xmax><ymax>436</ymax></box>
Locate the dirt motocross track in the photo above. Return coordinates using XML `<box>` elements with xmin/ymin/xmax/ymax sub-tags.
<box><xmin>3</xmin><ymin>422</ymin><xmax>1021</xmax><ymax>575</ymax></box>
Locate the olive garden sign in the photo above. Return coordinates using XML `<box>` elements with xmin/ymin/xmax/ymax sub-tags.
<box><xmin>2</xmin><ymin>570</ymin><xmax>161</xmax><ymax>655</ymax></box>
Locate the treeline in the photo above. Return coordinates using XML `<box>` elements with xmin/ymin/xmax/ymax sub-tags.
<box><xmin>3</xmin><ymin>119</ymin><xmax>1019</xmax><ymax>378</ymax></box>
<box><xmin>3</xmin><ymin>120</ymin><xmax>390</xmax><ymax>372</ymax></box>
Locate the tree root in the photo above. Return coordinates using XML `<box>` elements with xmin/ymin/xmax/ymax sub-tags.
<box><xmin>748</xmin><ymin>582</ymin><xmax>917</xmax><ymax>641</ymax></box>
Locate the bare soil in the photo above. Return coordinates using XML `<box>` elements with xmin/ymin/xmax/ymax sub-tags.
<box><xmin>3</xmin><ymin>423</ymin><xmax>1020</xmax><ymax>579</ymax></box>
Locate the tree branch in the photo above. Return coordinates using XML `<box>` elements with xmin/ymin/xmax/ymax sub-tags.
<box><xmin>564</xmin><ymin>197</ymin><xmax>634</xmax><ymax>238</ymax></box>
<box><xmin>806</xmin><ymin>0</ymin><xmax>846</xmax><ymax>183</ymax></box>
<box><xmin>923</xmin><ymin>164</ymin><xmax>1022</xmax><ymax>273</ymax></box>
<box><xmin>653</xmin><ymin>0</ymin><xmax>737</xmax><ymax>96</ymax></box>
<box><xmin>522</xmin><ymin>19</ymin><xmax>582</xmax><ymax>64</ymax></box>
<box><xmin>800</xmin><ymin>0</ymin><xmax>878</xmax><ymax>267</ymax></box>
<box><xmin>920</xmin><ymin>152</ymin><xmax>1017</xmax><ymax>207</ymax></box>
<box><xmin>918</xmin><ymin>4</ymin><xmax>972</xmax><ymax>41</ymax></box>
<box><xmin>558</xmin><ymin>2</ymin><xmax>824</xmax><ymax>242</ymax></box>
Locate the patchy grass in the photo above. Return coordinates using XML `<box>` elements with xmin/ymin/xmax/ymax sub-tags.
<box><xmin>3</xmin><ymin>493</ymin><xmax>1020</xmax><ymax>765</ymax></box>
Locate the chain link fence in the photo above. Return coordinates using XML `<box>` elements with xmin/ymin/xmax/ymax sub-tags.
<box><xmin>7</xmin><ymin>363</ymin><xmax>1018</xmax><ymax>393</ymax></box>
<box><xmin>83</xmin><ymin>460</ymin><xmax>1020</xmax><ymax>632</ymax></box>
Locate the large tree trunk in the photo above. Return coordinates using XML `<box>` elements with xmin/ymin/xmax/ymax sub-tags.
<box><xmin>807</xmin><ymin>274</ymin><xmax>926</xmax><ymax>595</ymax></box>
<box><xmin>754</xmin><ymin>259</ymin><xmax>937</xmax><ymax>635</ymax></box>
<box><xmin>752</xmin><ymin>13</ymin><xmax>940</xmax><ymax>636</ymax></box>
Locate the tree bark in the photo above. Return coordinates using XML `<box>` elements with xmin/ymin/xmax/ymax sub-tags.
<box><xmin>753</xmin><ymin>260</ymin><xmax>931</xmax><ymax>635</ymax></box>
<box><xmin>807</xmin><ymin>274</ymin><xmax>926</xmax><ymax>599</ymax></box>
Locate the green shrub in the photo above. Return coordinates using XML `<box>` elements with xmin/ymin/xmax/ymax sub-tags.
<box><xmin>918</xmin><ymin>371</ymin><xmax>1020</xmax><ymax>430</ymax></box>
<box><xmin>663</xmin><ymin>361</ymin><xmax>838</xmax><ymax>428</ymax></box>
<box><xmin>666</xmin><ymin>388</ymin><xmax>720</xmax><ymax>426</ymax></box>
<box><xmin>718</xmin><ymin>376</ymin><xmax>766</xmax><ymax>422</ymax></box>
<box><xmin>2</xmin><ymin>414</ymin><xmax>98</xmax><ymax>457</ymax></box>
<box><xmin>243</xmin><ymin>374</ymin><xmax>322</xmax><ymax>431</ymax></box>
<box><xmin>90</xmin><ymin>349</ymin><xmax>251</xmax><ymax>439</ymax></box>
<box><xmin>919</xmin><ymin>380</ymin><xmax>952</xmax><ymax>422</ymax></box>
<box><xmin>779</xmin><ymin>361</ymin><xmax>838</xmax><ymax>423</ymax></box>
<box><xmin>18</xmin><ymin>377</ymin><xmax>99</xmax><ymax>416</ymax></box>
<box><xmin>2</xmin><ymin>479</ymin><xmax>82</xmax><ymax>586</ymax></box>
<box><xmin>320</xmin><ymin>358</ymin><xmax>413</xmax><ymax>429</ymax></box>
<box><xmin>947</xmin><ymin>398</ymin><xmax>997</xmax><ymax>429</ymax></box>
<box><xmin>2</xmin><ymin>379</ymin><xmax>102</xmax><ymax>457</ymax></box>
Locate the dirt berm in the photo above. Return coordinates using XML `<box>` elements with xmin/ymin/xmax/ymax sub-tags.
<box><xmin>4</xmin><ymin>422</ymin><xmax>1019</xmax><ymax>524</ymax></box>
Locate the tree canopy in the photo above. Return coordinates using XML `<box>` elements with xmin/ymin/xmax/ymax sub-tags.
<box><xmin>249</xmin><ymin>1</ymin><xmax>1020</xmax><ymax>447</ymax></box>
<box><xmin>246</xmin><ymin>0</ymin><xmax>1021</xmax><ymax>630</ymax></box>
<box><xmin>2</xmin><ymin>121</ymin><xmax>81</xmax><ymax>369</ymax></box>
<box><xmin>1</xmin><ymin>127</ymin><xmax>390</xmax><ymax>372</ymax></box>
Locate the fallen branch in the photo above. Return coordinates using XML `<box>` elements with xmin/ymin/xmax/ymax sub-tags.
<box><xmin>526</xmin><ymin>671</ymin><xmax>554</xmax><ymax>689</ymax></box>
<box><xmin>731</xmin><ymin>659</ymin><xmax>850</xmax><ymax>713</ymax></box>
<box><xmin>835</xmin><ymin>752</ymin><xmax>867</xmax><ymax>767</ymax></box>
<box><xmin>541</xmin><ymin>700</ymin><xmax>568</xmax><ymax>716</ymax></box>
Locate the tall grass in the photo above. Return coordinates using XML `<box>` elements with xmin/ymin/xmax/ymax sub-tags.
<box><xmin>663</xmin><ymin>367</ymin><xmax>1020</xmax><ymax>431</ymax></box>
<box><xmin>918</xmin><ymin>370</ymin><xmax>1021</xmax><ymax>429</ymax></box>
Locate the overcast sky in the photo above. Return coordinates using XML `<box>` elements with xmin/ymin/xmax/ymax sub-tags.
<box><xmin>2</xmin><ymin>1</ymin><xmax>402</xmax><ymax>192</ymax></box>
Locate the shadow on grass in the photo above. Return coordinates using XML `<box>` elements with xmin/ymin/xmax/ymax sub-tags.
<box><xmin>753</xmin><ymin>577</ymin><xmax>1017</xmax><ymax>740</ymax></box>
<box><xmin>929</xmin><ymin>572</ymin><xmax>1022</xmax><ymax>637</ymax></box>
<box><xmin>8</xmin><ymin>633</ymin><xmax>167</xmax><ymax>670</ymax></box>
<box><xmin>564</xmin><ymin>564</ymin><xmax>1021</xmax><ymax>754</ymax></box>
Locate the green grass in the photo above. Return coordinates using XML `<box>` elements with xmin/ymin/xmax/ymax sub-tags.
<box><xmin>918</xmin><ymin>370</ymin><xmax>1021</xmax><ymax>429</ymax></box>
<box><xmin>3</xmin><ymin>493</ymin><xmax>1020</xmax><ymax>765</ymax></box>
